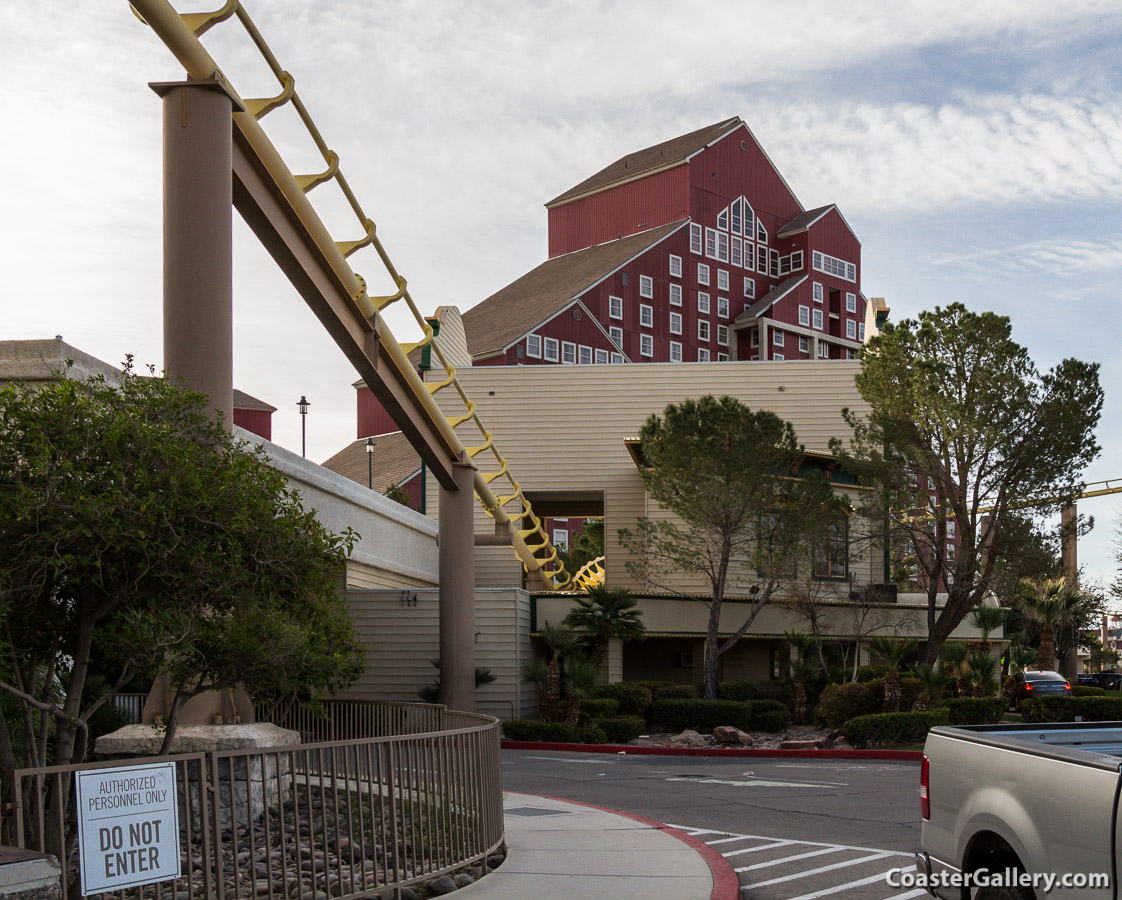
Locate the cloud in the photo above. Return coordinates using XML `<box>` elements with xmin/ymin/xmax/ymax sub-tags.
<box><xmin>932</xmin><ymin>236</ymin><xmax>1122</xmax><ymax>276</ymax></box>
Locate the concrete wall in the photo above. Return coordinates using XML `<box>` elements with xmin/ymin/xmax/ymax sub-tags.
<box><xmin>342</xmin><ymin>588</ymin><xmax>534</xmax><ymax>720</ymax></box>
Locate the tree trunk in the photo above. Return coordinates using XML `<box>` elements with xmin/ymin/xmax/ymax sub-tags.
<box><xmin>544</xmin><ymin>660</ymin><xmax>561</xmax><ymax>722</ymax></box>
<box><xmin>564</xmin><ymin>696</ymin><xmax>580</xmax><ymax>728</ymax></box>
<box><xmin>884</xmin><ymin>672</ymin><xmax>901</xmax><ymax>713</ymax></box>
<box><xmin>158</xmin><ymin>687</ymin><xmax>191</xmax><ymax>756</ymax></box>
<box><xmin>703</xmin><ymin>599</ymin><xmax>722</xmax><ymax>700</ymax></box>
<box><xmin>912</xmin><ymin>692</ymin><xmax>930</xmax><ymax>712</ymax></box>
<box><xmin>1038</xmin><ymin>624</ymin><xmax>1056</xmax><ymax>672</ymax></box>
<box><xmin>793</xmin><ymin>681</ymin><xmax>807</xmax><ymax>725</ymax></box>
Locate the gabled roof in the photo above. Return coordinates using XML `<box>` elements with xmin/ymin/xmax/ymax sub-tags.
<box><xmin>734</xmin><ymin>274</ymin><xmax>808</xmax><ymax>324</ymax></box>
<box><xmin>232</xmin><ymin>389</ymin><xmax>276</xmax><ymax>412</ymax></box>
<box><xmin>546</xmin><ymin>118</ymin><xmax>742</xmax><ymax>208</ymax></box>
<box><xmin>777</xmin><ymin>205</ymin><xmax>835</xmax><ymax>238</ymax></box>
<box><xmin>462</xmin><ymin>220</ymin><xmax>687</xmax><ymax>359</ymax></box>
<box><xmin>320</xmin><ymin>430</ymin><xmax>420</xmax><ymax>493</ymax></box>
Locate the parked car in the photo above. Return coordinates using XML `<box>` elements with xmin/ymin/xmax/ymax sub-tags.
<box><xmin>1083</xmin><ymin>672</ymin><xmax>1122</xmax><ymax>690</ymax></box>
<box><xmin>1009</xmin><ymin>669</ymin><xmax>1070</xmax><ymax>710</ymax></box>
<box><xmin>1077</xmin><ymin>673</ymin><xmax>1095</xmax><ymax>685</ymax></box>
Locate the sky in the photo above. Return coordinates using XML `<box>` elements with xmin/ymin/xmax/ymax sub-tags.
<box><xmin>2</xmin><ymin>0</ymin><xmax>1121</xmax><ymax>587</ymax></box>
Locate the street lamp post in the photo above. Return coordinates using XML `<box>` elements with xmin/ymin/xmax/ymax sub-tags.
<box><xmin>366</xmin><ymin>437</ymin><xmax>374</xmax><ymax>489</ymax></box>
<box><xmin>298</xmin><ymin>395</ymin><xmax>309</xmax><ymax>458</ymax></box>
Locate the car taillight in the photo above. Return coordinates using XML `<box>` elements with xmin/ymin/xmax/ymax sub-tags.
<box><xmin>920</xmin><ymin>754</ymin><xmax>930</xmax><ymax>820</ymax></box>
<box><xmin>1025</xmin><ymin>684</ymin><xmax>1033</xmax><ymax>690</ymax></box>
<box><xmin>1064</xmin><ymin>683</ymin><xmax>1071</xmax><ymax>690</ymax></box>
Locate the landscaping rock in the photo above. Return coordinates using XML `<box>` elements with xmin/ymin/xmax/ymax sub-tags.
<box><xmin>671</xmin><ymin>729</ymin><xmax>710</xmax><ymax>748</ymax></box>
<box><xmin>453</xmin><ymin>873</ymin><xmax>475</xmax><ymax>887</ymax></box>
<box><xmin>713</xmin><ymin>726</ymin><xmax>754</xmax><ymax>746</ymax></box>
<box><xmin>779</xmin><ymin>738</ymin><xmax>828</xmax><ymax>750</ymax></box>
<box><xmin>427</xmin><ymin>875</ymin><xmax>458</xmax><ymax>895</ymax></box>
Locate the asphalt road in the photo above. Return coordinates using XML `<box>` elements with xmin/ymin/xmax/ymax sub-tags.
<box><xmin>501</xmin><ymin>749</ymin><xmax>925</xmax><ymax>899</ymax></box>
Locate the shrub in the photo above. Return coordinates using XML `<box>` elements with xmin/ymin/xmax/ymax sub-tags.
<box><xmin>578</xmin><ymin>698</ymin><xmax>620</xmax><ymax>724</ymax></box>
<box><xmin>648</xmin><ymin>698</ymin><xmax>753</xmax><ymax>733</ymax></box>
<box><xmin>597</xmin><ymin>716</ymin><xmax>646</xmax><ymax>743</ymax></box>
<box><xmin>717</xmin><ymin>681</ymin><xmax>760</xmax><ymax>702</ymax></box>
<box><xmin>501</xmin><ymin>720</ymin><xmax>579</xmax><ymax>742</ymax></box>
<box><xmin>1073</xmin><ymin>686</ymin><xmax>1107</xmax><ymax>697</ymax></box>
<box><xmin>753</xmin><ymin>680</ymin><xmax>792</xmax><ymax>706</ymax></box>
<box><xmin>654</xmin><ymin>684</ymin><xmax>698</xmax><ymax>700</ymax></box>
<box><xmin>576</xmin><ymin>723</ymin><xmax>608</xmax><ymax>744</ymax></box>
<box><xmin>942</xmin><ymin>698</ymin><xmax>1005</xmax><ymax>725</ymax></box>
<box><xmin>749</xmin><ymin>700</ymin><xmax>791</xmax><ymax>732</ymax></box>
<box><xmin>814</xmin><ymin>677</ymin><xmax>924</xmax><ymax>728</ymax></box>
<box><xmin>593</xmin><ymin>682</ymin><xmax>653</xmax><ymax>718</ymax></box>
<box><xmin>855</xmin><ymin>665</ymin><xmax>891</xmax><ymax>682</ymax></box>
<box><xmin>1020</xmin><ymin>696</ymin><xmax>1122</xmax><ymax>723</ymax></box>
<box><xmin>843</xmin><ymin>710</ymin><xmax>950</xmax><ymax>749</ymax></box>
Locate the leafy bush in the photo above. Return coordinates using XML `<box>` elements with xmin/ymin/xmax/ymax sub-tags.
<box><xmin>593</xmin><ymin>682</ymin><xmax>653</xmax><ymax>717</ymax></box>
<box><xmin>654</xmin><ymin>684</ymin><xmax>698</xmax><ymax>700</ymax></box>
<box><xmin>749</xmin><ymin>699</ymin><xmax>791</xmax><ymax>732</ymax></box>
<box><xmin>843</xmin><ymin>710</ymin><xmax>950</xmax><ymax>749</ymax></box>
<box><xmin>1021</xmin><ymin>696</ymin><xmax>1122</xmax><ymax>723</ymax></box>
<box><xmin>717</xmin><ymin>681</ymin><xmax>760</xmax><ymax>702</ymax></box>
<box><xmin>942</xmin><ymin>698</ymin><xmax>1005</xmax><ymax>725</ymax></box>
<box><xmin>648</xmin><ymin>698</ymin><xmax>753</xmax><ymax>732</ymax></box>
<box><xmin>815</xmin><ymin>677</ymin><xmax>924</xmax><ymax>728</ymax></box>
<box><xmin>501</xmin><ymin>720</ymin><xmax>579</xmax><ymax>742</ymax></box>
<box><xmin>753</xmin><ymin>680</ymin><xmax>792</xmax><ymax>705</ymax></box>
<box><xmin>576</xmin><ymin>723</ymin><xmax>608</xmax><ymax>744</ymax></box>
<box><xmin>1073</xmin><ymin>686</ymin><xmax>1107</xmax><ymax>697</ymax></box>
<box><xmin>855</xmin><ymin>665</ymin><xmax>891</xmax><ymax>682</ymax></box>
<box><xmin>578</xmin><ymin>698</ymin><xmax>620</xmax><ymax>724</ymax></box>
<box><xmin>597</xmin><ymin>716</ymin><xmax>646</xmax><ymax>743</ymax></box>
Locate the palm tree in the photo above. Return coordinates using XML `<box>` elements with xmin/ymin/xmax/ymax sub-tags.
<box><xmin>1001</xmin><ymin>643</ymin><xmax>1038</xmax><ymax>706</ymax></box>
<box><xmin>562</xmin><ymin>586</ymin><xmax>646</xmax><ymax>669</ymax></box>
<box><xmin>870</xmin><ymin>637</ymin><xmax>917</xmax><ymax>712</ymax></box>
<box><xmin>538</xmin><ymin>622</ymin><xmax>578</xmax><ymax>722</ymax></box>
<box><xmin>940</xmin><ymin>642</ymin><xmax>970</xmax><ymax>698</ymax></box>
<box><xmin>785</xmin><ymin>631</ymin><xmax>818</xmax><ymax>724</ymax></box>
<box><xmin>1018</xmin><ymin>578</ymin><xmax>1080</xmax><ymax>672</ymax></box>
<box><xmin>967</xmin><ymin>650</ymin><xmax>998</xmax><ymax>697</ymax></box>
<box><xmin>911</xmin><ymin>663</ymin><xmax>946</xmax><ymax>712</ymax></box>
<box><xmin>970</xmin><ymin>606</ymin><xmax>1006</xmax><ymax>653</ymax></box>
<box><xmin>561</xmin><ymin>654</ymin><xmax>602</xmax><ymax>727</ymax></box>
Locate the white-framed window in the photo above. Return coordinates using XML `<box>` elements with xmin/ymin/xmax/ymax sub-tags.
<box><xmin>609</xmin><ymin>295</ymin><xmax>623</xmax><ymax>319</ymax></box>
<box><xmin>717</xmin><ymin>232</ymin><xmax>729</xmax><ymax>262</ymax></box>
<box><xmin>798</xmin><ymin>305</ymin><xmax>810</xmax><ymax>327</ymax></box>
<box><xmin>717</xmin><ymin>269</ymin><xmax>729</xmax><ymax>292</ymax></box>
<box><xmin>812</xmin><ymin>250</ymin><xmax>857</xmax><ymax>282</ymax></box>
<box><xmin>779</xmin><ymin>255</ymin><xmax>791</xmax><ymax>276</ymax></box>
<box><xmin>698</xmin><ymin>319</ymin><xmax>710</xmax><ymax>341</ymax></box>
<box><xmin>818</xmin><ymin>341</ymin><xmax>828</xmax><ymax>358</ymax></box>
<box><xmin>698</xmin><ymin>348</ymin><xmax>710</xmax><ymax>362</ymax></box>
<box><xmin>717</xmin><ymin>352</ymin><xmax>729</xmax><ymax>361</ymax></box>
<box><xmin>718</xmin><ymin>297</ymin><xmax>729</xmax><ymax>318</ymax></box>
<box><xmin>669</xmin><ymin>254</ymin><xmax>682</xmax><ymax>278</ymax></box>
<box><xmin>669</xmin><ymin>283</ymin><xmax>682</xmax><ymax>306</ymax></box>
<box><xmin>544</xmin><ymin>337</ymin><xmax>559</xmax><ymax>361</ymax></box>
<box><xmin>595</xmin><ymin>348</ymin><xmax>609</xmax><ymax>364</ymax></box>
<box><xmin>799</xmin><ymin>336</ymin><xmax>809</xmax><ymax>354</ymax></box>
<box><xmin>790</xmin><ymin>250</ymin><xmax>804</xmax><ymax>271</ymax></box>
<box><xmin>639</xmin><ymin>274</ymin><xmax>653</xmax><ymax>298</ymax></box>
<box><xmin>640</xmin><ymin>304</ymin><xmax>653</xmax><ymax>327</ymax></box>
<box><xmin>846</xmin><ymin>292</ymin><xmax>857</xmax><ymax>313</ymax></box>
<box><xmin>609</xmin><ymin>326</ymin><xmax>623</xmax><ymax>350</ymax></box>
<box><xmin>947</xmin><ymin>520</ymin><xmax>956</xmax><ymax>539</ymax></box>
<box><xmin>670</xmin><ymin>341</ymin><xmax>682</xmax><ymax>362</ymax></box>
<box><xmin>750</xmin><ymin>328</ymin><xmax>759</xmax><ymax>347</ymax></box>
<box><xmin>742</xmin><ymin>199</ymin><xmax>754</xmax><ymax>237</ymax></box>
<box><xmin>813</xmin><ymin>282</ymin><xmax>824</xmax><ymax>303</ymax></box>
<box><xmin>859</xmin><ymin>322</ymin><xmax>865</xmax><ymax>340</ymax></box>
<box><xmin>697</xmin><ymin>262</ymin><xmax>710</xmax><ymax>286</ymax></box>
<box><xmin>731</xmin><ymin>236</ymin><xmax>742</xmax><ymax>268</ymax></box>
<box><xmin>690</xmin><ymin>223</ymin><xmax>703</xmax><ymax>255</ymax></box>
<box><xmin>527</xmin><ymin>334</ymin><xmax>541</xmax><ymax>358</ymax></box>
<box><xmin>812</xmin><ymin>309</ymin><xmax>824</xmax><ymax>330</ymax></box>
<box><xmin>705</xmin><ymin>227</ymin><xmax>719</xmax><ymax>258</ymax></box>
<box><xmin>769</xmin><ymin>249</ymin><xmax>780</xmax><ymax>278</ymax></box>
<box><xmin>774</xmin><ymin>353</ymin><xmax>785</xmax><ymax>361</ymax></box>
<box><xmin>561</xmin><ymin>341</ymin><xmax>576</xmax><ymax>364</ymax></box>
<box><xmin>640</xmin><ymin>333</ymin><xmax>653</xmax><ymax>357</ymax></box>
<box><xmin>773</xmin><ymin>330</ymin><xmax>784</xmax><ymax>347</ymax></box>
<box><xmin>669</xmin><ymin>311</ymin><xmax>682</xmax><ymax>335</ymax></box>
<box><xmin>717</xmin><ymin>207</ymin><xmax>729</xmax><ymax>230</ymax></box>
<box><xmin>731</xmin><ymin>198</ymin><xmax>742</xmax><ymax>235</ymax></box>
<box><xmin>846</xmin><ymin>319</ymin><xmax>857</xmax><ymax>340</ymax></box>
<box><xmin>610</xmin><ymin>352</ymin><xmax>625</xmax><ymax>364</ymax></box>
<box><xmin>718</xmin><ymin>324</ymin><xmax>729</xmax><ymax>346</ymax></box>
<box><xmin>697</xmin><ymin>292</ymin><xmax>710</xmax><ymax>314</ymax></box>
<box><xmin>757</xmin><ymin>219</ymin><xmax>767</xmax><ymax>243</ymax></box>
<box><xmin>927</xmin><ymin>477</ymin><xmax>936</xmax><ymax>491</ymax></box>
<box><xmin>756</xmin><ymin>246</ymin><xmax>768</xmax><ymax>275</ymax></box>
<box><xmin>743</xmin><ymin>242</ymin><xmax>754</xmax><ymax>271</ymax></box>
<box><xmin>578</xmin><ymin>345</ymin><xmax>592</xmax><ymax>365</ymax></box>
<box><xmin>553</xmin><ymin>528</ymin><xmax>568</xmax><ymax>550</ymax></box>
<box><xmin>743</xmin><ymin>277</ymin><xmax>755</xmax><ymax>299</ymax></box>
<box><xmin>847</xmin><ymin>348</ymin><xmax>857</xmax><ymax>359</ymax></box>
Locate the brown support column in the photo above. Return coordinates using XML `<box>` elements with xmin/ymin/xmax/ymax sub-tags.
<box><xmin>150</xmin><ymin>78</ymin><xmax>244</xmax><ymax>426</ymax></box>
<box><xmin>439</xmin><ymin>460</ymin><xmax>476</xmax><ymax>712</ymax></box>
<box><xmin>1060</xmin><ymin>503</ymin><xmax>1080</xmax><ymax>680</ymax></box>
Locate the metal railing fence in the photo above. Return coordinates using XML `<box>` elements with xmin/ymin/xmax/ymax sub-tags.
<box><xmin>6</xmin><ymin>708</ymin><xmax>502</xmax><ymax>900</ymax></box>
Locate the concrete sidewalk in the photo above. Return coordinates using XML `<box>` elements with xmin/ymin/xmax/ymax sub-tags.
<box><xmin>457</xmin><ymin>791</ymin><xmax>736</xmax><ymax>900</ymax></box>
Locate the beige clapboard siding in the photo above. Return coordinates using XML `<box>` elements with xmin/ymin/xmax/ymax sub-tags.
<box><xmin>426</xmin><ymin>360</ymin><xmax>873</xmax><ymax>596</ymax></box>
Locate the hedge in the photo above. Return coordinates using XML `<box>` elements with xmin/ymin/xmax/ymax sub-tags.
<box><xmin>576</xmin><ymin>722</ymin><xmax>607</xmax><ymax>744</ymax></box>
<box><xmin>1073</xmin><ymin>686</ymin><xmax>1107</xmax><ymax>697</ymax></box>
<box><xmin>843</xmin><ymin>709</ymin><xmax>950</xmax><ymax>749</ymax></box>
<box><xmin>813</xmin><ymin>677</ymin><xmax>924</xmax><ymax>728</ymax></box>
<box><xmin>593</xmin><ymin>682</ymin><xmax>654</xmax><ymax>717</ymax></box>
<box><xmin>855</xmin><ymin>665</ymin><xmax>891</xmax><ymax>682</ymax></box>
<box><xmin>1020</xmin><ymin>696</ymin><xmax>1122</xmax><ymax>723</ymax></box>
<box><xmin>502</xmin><ymin>720</ymin><xmax>580</xmax><ymax>742</ymax></box>
<box><xmin>717</xmin><ymin>682</ymin><xmax>760</xmax><ymax>702</ymax></box>
<box><xmin>647</xmin><ymin>698</ymin><xmax>791</xmax><ymax>733</ymax></box>
<box><xmin>596</xmin><ymin>716</ymin><xmax>646</xmax><ymax>743</ymax></box>
<box><xmin>750</xmin><ymin>699</ymin><xmax>792</xmax><ymax>732</ymax></box>
<box><xmin>942</xmin><ymin>698</ymin><xmax>1005</xmax><ymax>725</ymax></box>
<box><xmin>654</xmin><ymin>684</ymin><xmax>699</xmax><ymax>700</ymax></box>
<box><xmin>578</xmin><ymin>698</ymin><xmax>620</xmax><ymax>724</ymax></box>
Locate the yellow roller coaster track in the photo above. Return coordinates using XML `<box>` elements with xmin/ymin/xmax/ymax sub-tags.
<box><xmin>896</xmin><ymin>478</ymin><xmax>1122</xmax><ymax>525</ymax></box>
<box><xmin>129</xmin><ymin>0</ymin><xmax>570</xmax><ymax>589</ymax></box>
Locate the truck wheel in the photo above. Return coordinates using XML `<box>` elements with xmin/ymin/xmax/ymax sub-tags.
<box><xmin>974</xmin><ymin>883</ymin><xmax>1035</xmax><ymax>900</ymax></box>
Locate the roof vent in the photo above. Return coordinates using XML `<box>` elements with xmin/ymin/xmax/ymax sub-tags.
<box><xmin>740</xmin><ymin>140</ymin><xmax>748</xmax><ymax>151</ymax></box>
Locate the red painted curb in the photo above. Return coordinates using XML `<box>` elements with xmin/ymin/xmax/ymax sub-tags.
<box><xmin>502</xmin><ymin>740</ymin><xmax>923</xmax><ymax>761</ymax></box>
<box><xmin>508</xmin><ymin>791</ymin><xmax>740</xmax><ymax>900</ymax></box>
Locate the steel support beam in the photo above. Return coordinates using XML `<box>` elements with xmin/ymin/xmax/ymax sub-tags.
<box><xmin>439</xmin><ymin>460</ymin><xmax>476</xmax><ymax>712</ymax></box>
<box><xmin>152</xmin><ymin>78</ymin><xmax>242</xmax><ymax>426</ymax></box>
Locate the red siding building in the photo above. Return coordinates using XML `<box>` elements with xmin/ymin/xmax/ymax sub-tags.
<box><xmin>462</xmin><ymin>117</ymin><xmax>869</xmax><ymax>366</ymax></box>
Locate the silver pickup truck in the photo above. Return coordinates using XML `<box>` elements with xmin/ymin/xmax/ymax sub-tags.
<box><xmin>917</xmin><ymin>722</ymin><xmax>1122</xmax><ymax>900</ymax></box>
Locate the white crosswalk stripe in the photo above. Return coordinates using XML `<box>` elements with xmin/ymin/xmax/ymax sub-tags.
<box><xmin>669</xmin><ymin>824</ymin><xmax>916</xmax><ymax>900</ymax></box>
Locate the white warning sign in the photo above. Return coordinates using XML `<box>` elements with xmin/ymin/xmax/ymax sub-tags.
<box><xmin>75</xmin><ymin>761</ymin><xmax>181</xmax><ymax>895</ymax></box>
